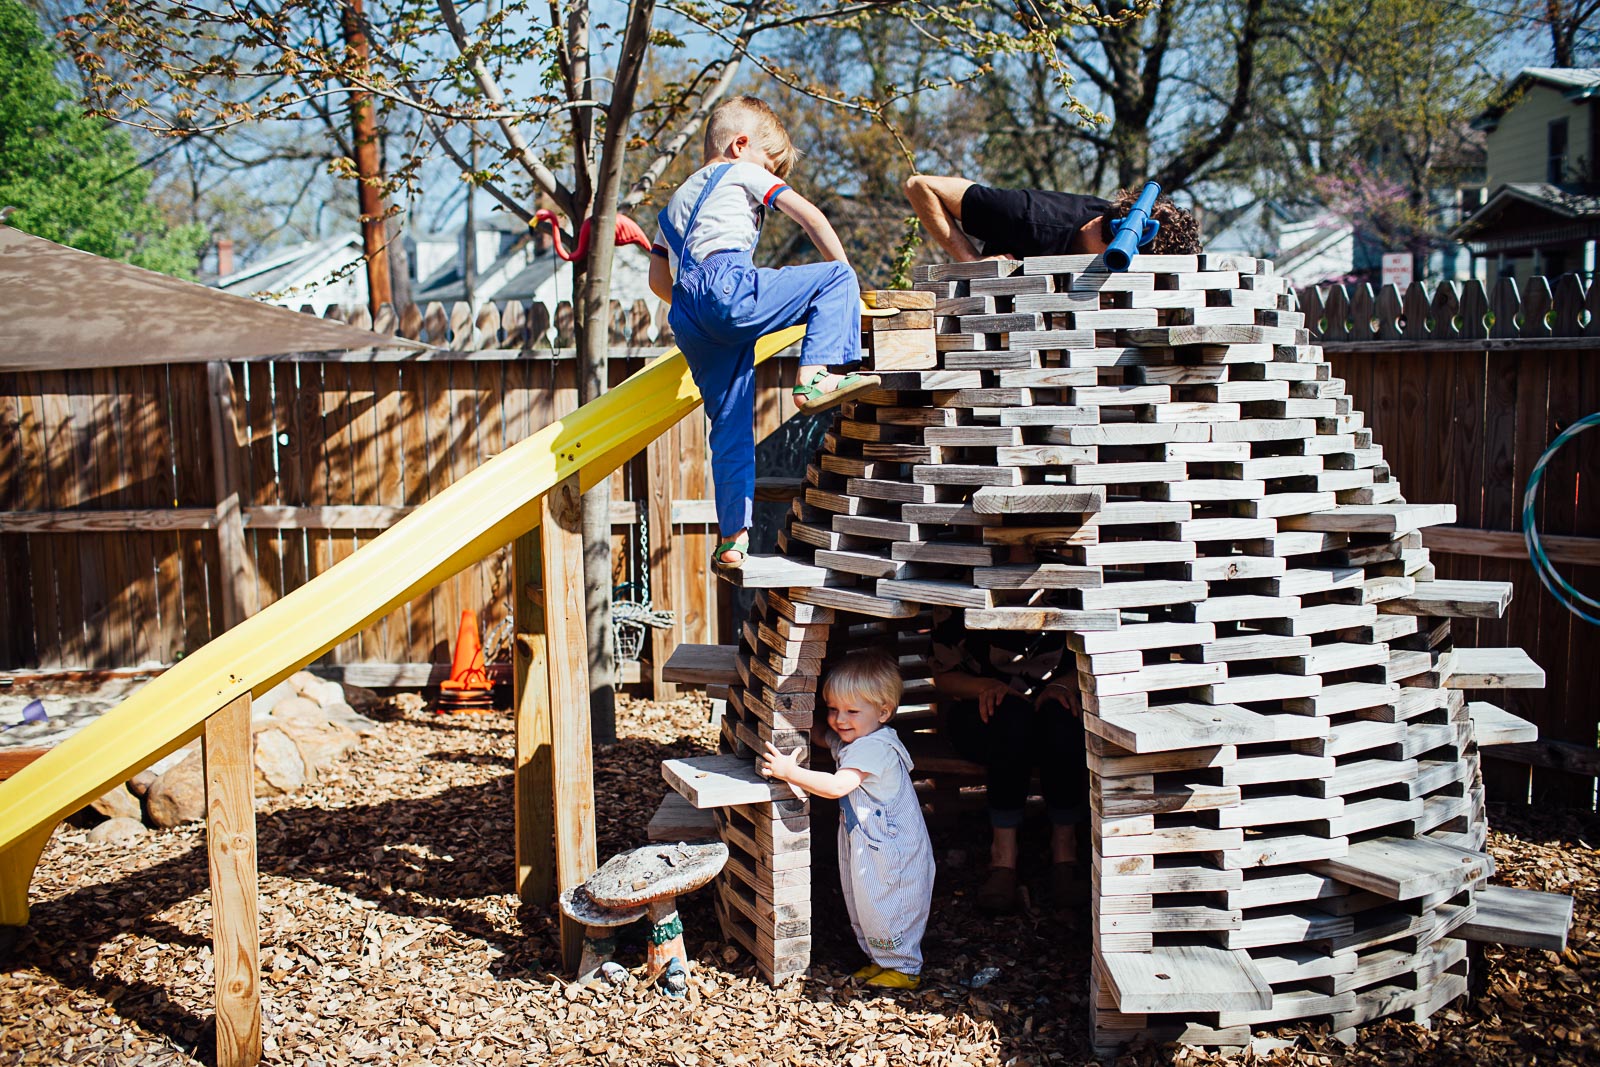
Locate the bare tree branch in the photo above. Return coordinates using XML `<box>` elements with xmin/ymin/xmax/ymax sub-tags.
<box><xmin>437</xmin><ymin>0</ymin><xmax>578</xmax><ymax>216</ymax></box>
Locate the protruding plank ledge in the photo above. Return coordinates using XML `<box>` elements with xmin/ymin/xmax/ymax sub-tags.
<box><xmin>1279</xmin><ymin>503</ymin><xmax>1456</xmax><ymax>535</ymax></box>
<box><xmin>1445</xmin><ymin>647</ymin><xmax>1546</xmax><ymax>689</ymax></box>
<box><xmin>1310</xmin><ymin>836</ymin><xmax>1491</xmax><ymax>901</ymax></box>
<box><xmin>1459</xmin><ymin>885</ymin><xmax>1574</xmax><ymax>951</ymax></box>
<box><xmin>725</xmin><ymin>555</ymin><xmax>830</xmax><ymax>589</ymax></box>
<box><xmin>1378</xmin><ymin>580</ymin><xmax>1512</xmax><ymax>620</ymax></box>
<box><xmin>661</xmin><ymin>754</ymin><xmax>791</xmax><ymax>808</ymax></box>
<box><xmin>1102</xmin><ymin>944</ymin><xmax>1273</xmax><ymax>1013</ymax></box>
<box><xmin>661</xmin><ymin>643</ymin><xmax>739</xmax><ymax>686</ymax></box>
<box><xmin>1467</xmin><ymin>702</ymin><xmax>1538</xmax><ymax>746</ymax></box>
<box><xmin>1086</xmin><ymin>702</ymin><xmax>1326</xmax><ymax>755</ymax></box>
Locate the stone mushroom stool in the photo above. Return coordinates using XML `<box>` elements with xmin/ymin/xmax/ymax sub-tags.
<box><xmin>584</xmin><ymin>841</ymin><xmax>728</xmax><ymax>985</ymax></box>
<box><xmin>558</xmin><ymin>884</ymin><xmax>646</xmax><ymax>985</ymax></box>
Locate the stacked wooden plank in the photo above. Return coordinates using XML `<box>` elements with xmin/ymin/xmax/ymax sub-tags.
<box><xmin>656</xmin><ymin>263</ymin><xmax>1571</xmax><ymax>1041</ymax></box>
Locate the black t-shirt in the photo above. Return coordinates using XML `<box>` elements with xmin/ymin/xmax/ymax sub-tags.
<box><xmin>958</xmin><ymin>185</ymin><xmax>1112</xmax><ymax>259</ymax></box>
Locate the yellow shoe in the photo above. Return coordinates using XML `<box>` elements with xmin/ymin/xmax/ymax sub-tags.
<box><xmin>852</xmin><ymin>963</ymin><xmax>885</xmax><ymax>980</ymax></box>
<box><xmin>865</xmin><ymin>969</ymin><xmax>921</xmax><ymax>990</ymax></box>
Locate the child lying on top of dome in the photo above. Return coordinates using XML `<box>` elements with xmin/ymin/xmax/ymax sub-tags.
<box><xmin>902</xmin><ymin>176</ymin><xmax>1202</xmax><ymax>263</ymax></box>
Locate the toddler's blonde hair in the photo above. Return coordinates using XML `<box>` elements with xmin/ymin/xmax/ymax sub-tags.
<box><xmin>704</xmin><ymin>96</ymin><xmax>797</xmax><ymax>179</ymax></box>
<box><xmin>822</xmin><ymin>649</ymin><xmax>903</xmax><ymax>714</ymax></box>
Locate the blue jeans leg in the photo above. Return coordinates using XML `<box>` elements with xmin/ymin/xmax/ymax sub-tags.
<box><xmin>675</xmin><ymin>330</ymin><xmax>756</xmax><ymax>538</ymax></box>
<box><xmin>735</xmin><ymin>260</ymin><xmax>861</xmax><ymax>368</ymax></box>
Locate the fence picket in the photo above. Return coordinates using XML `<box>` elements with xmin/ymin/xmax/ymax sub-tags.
<box><xmin>1551</xmin><ymin>274</ymin><xmax>1586</xmax><ymax>337</ymax></box>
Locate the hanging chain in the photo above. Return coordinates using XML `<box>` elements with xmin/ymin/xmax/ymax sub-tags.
<box><xmin>637</xmin><ymin>499</ymin><xmax>650</xmax><ymax>607</ymax></box>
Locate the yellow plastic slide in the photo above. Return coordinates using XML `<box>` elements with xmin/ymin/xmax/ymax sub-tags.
<box><xmin>0</xmin><ymin>327</ymin><xmax>805</xmax><ymax>924</ymax></box>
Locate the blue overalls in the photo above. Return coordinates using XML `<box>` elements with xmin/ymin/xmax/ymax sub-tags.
<box><xmin>659</xmin><ymin>163</ymin><xmax>861</xmax><ymax>536</ymax></box>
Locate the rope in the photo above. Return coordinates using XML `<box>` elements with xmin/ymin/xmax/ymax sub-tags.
<box><xmin>1522</xmin><ymin>411</ymin><xmax>1600</xmax><ymax>626</ymax></box>
<box><xmin>611</xmin><ymin>599</ymin><xmax>676</xmax><ymax>632</ymax></box>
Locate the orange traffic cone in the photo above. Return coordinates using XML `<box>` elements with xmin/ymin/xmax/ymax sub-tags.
<box><xmin>437</xmin><ymin>609</ymin><xmax>495</xmax><ymax>713</ymax></box>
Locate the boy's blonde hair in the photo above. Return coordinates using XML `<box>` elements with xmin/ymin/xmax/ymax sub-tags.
<box><xmin>704</xmin><ymin>96</ymin><xmax>797</xmax><ymax>180</ymax></box>
<box><xmin>822</xmin><ymin>649</ymin><xmax>903</xmax><ymax>714</ymax></box>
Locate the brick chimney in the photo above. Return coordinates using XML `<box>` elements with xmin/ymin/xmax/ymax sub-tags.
<box><xmin>216</xmin><ymin>237</ymin><xmax>235</xmax><ymax>278</ymax></box>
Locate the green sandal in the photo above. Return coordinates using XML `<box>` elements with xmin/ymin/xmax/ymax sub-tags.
<box><xmin>793</xmin><ymin>369</ymin><xmax>881</xmax><ymax>416</ymax></box>
<box><xmin>711</xmin><ymin>536</ymin><xmax>749</xmax><ymax>572</ymax></box>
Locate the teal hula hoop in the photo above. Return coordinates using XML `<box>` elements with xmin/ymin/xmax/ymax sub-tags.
<box><xmin>1521</xmin><ymin>411</ymin><xmax>1600</xmax><ymax>626</ymax></box>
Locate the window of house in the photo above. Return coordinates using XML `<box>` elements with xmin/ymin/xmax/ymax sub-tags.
<box><xmin>1549</xmin><ymin>118</ymin><xmax>1570</xmax><ymax>184</ymax></box>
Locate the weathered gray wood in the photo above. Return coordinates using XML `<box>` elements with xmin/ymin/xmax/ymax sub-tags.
<box><xmin>726</xmin><ymin>555</ymin><xmax>830</xmax><ymax>589</ymax></box>
<box><xmin>1458</xmin><ymin>885</ymin><xmax>1573</xmax><ymax>950</ymax></box>
<box><xmin>1280</xmin><ymin>503</ymin><xmax>1455</xmax><ymax>534</ymax></box>
<box><xmin>1101</xmin><ymin>944</ymin><xmax>1273</xmax><ymax>1013</ymax></box>
<box><xmin>1310</xmin><ymin>837</ymin><xmax>1490</xmax><ymax>900</ymax></box>
<box><xmin>662</xmin><ymin>755</ymin><xmax>793</xmax><ymax>808</ymax></box>
<box><xmin>661</xmin><ymin>643</ymin><xmax>739</xmax><ymax>686</ymax></box>
<box><xmin>647</xmin><ymin>792</ymin><xmax>719</xmax><ymax>842</ymax></box>
<box><xmin>1468</xmin><ymin>701</ymin><xmax>1538</xmax><ymax>746</ymax></box>
<box><xmin>1378</xmin><ymin>579</ymin><xmax>1512</xmax><ymax>619</ymax></box>
<box><xmin>1445</xmin><ymin>647</ymin><xmax>1546</xmax><ymax>689</ymax></box>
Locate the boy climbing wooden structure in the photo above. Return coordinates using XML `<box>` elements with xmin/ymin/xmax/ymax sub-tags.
<box><xmin>660</xmin><ymin>254</ymin><xmax>1576</xmax><ymax>1052</ymax></box>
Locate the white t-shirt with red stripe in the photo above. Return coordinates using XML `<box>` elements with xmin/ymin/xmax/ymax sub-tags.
<box><xmin>651</xmin><ymin>161</ymin><xmax>790</xmax><ymax>276</ymax></box>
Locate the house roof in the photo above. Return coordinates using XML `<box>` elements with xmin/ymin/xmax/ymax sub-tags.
<box><xmin>1473</xmin><ymin>67</ymin><xmax>1600</xmax><ymax>131</ymax></box>
<box><xmin>1451</xmin><ymin>182</ymin><xmax>1600</xmax><ymax>241</ymax></box>
<box><xmin>216</xmin><ymin>235</ymin><xmax>364</xmax><ymax>301</ymax></box>
<box><xmin>0</xmin><ymin>226</ymin><xmax>424</xmax><ymax>370</ymax></box>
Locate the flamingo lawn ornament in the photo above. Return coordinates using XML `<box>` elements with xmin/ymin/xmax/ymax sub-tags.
<box><xmin>532</xmin><ymin>209</ymin><xmax>654</xmax><ymax>262</ymax></box>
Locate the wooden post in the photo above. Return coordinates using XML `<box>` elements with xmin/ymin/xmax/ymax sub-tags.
<box><xmin>207</xmin><ymin>362</ymin><xmax>254</xmax><ymax>630</ymax></box>
<box><xmin>541</xmin><ymin>475</ymin><xmax>597</xmax><ymax>969</ymax></box>
<box><xmin>645</xmin><ymin>433</ymin><xmax>679</xmax><ymax>700</ymax></box>
<box><xmin>204</xmin><ymin>692</ymin><xmax>261</xmax><ymax>1067</ymax></box>
<box><xmin>512</xmin><ymin>528</ymin><xmax>556</xmax><ymax>904</ymax></box>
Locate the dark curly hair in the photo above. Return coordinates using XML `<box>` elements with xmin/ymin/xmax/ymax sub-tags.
<box><xmin>1101</xmin><ymin>188</ymin><xmax>1202</xmax><ymax>255</ymax></box>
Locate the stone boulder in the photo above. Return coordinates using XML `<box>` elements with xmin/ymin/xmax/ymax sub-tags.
<box><xmin>127</xmin><ymin>768</ymin><xmax>159</xmax><ymax>798</ymax></box>
<box><xmin>87</xmin><ymin>817</ymin><xmax>147</xmax><ymax>845</ymax></box>
<box><xmin>270</xmin><ymin>695</ymin><xmax>323</xmax><ymax>721</ymax></box>
<box><xmin>317</xmin><ymin>701</ymin><xmax>381</xmax><ymax>737</ymax></box>
<box><xmin>145</xmin><ymin>750</ymin><xmax>206</xmax><ymax>828</ymax></box>
<box><xmin>90</xmin><ymin>783</ymin><xmax>143</xmax><ymax>822</ymax></box>
<box><xmin>287</xmin><ymin>670</ymin><xmax>322</xmax><ymax>696</ymax></box>
<box><xmin>252</xmin><ymin>728</ymin><xmax>307</xmax><ymax>795</ymax></box>
<box><xmin>273</xmin><ymin>716</ymin><xmax>358</xmax><ymax>782</ymax></box>
<box><xmin>301</xmin><ymin>679</ymin><xmax>347</xmax><ymax>708</ymax></box>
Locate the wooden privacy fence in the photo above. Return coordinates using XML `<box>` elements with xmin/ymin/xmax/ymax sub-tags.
<box><xmin>0</xmin><ymin>298</ymin><xmax>808</xmax><ymax>688</ymax></box>
<box><xmin>1299</xmin><ymin>276</ymin><xmax>1600</xmax><ymax>809</ymax></box>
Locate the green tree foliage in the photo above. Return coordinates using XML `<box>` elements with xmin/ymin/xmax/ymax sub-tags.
<box><xmin>0</xmin><ymin>0</ymin><xmax>203</xmax><ymax>276</ymax></box>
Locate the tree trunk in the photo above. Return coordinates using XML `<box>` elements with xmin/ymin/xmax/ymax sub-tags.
<box><xmin>341</xmin><ymin>0</ymin><xmax>393</xmax><ymax>312</ymax></box>
<box><xmin>571</xmin><ymin>0</ymin><xmax>657</xmax><ymax>744</ymax></box>
<box><xmin>575</xmin><ymin>273</ymin><xmax>617</xmax><ymax>746</ymax></box>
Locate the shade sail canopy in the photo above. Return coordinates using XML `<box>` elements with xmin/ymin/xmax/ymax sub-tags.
<box><xmin>0</xmin><ymin>226</ymin><xmax>427</xmax><ymax>370</ymax></box>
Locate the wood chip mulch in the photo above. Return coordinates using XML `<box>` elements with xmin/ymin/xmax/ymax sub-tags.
<box><xmin>2</xmin><ymin>694</ymin><xmax>1596</xmax><ymax>1066</ymax></box>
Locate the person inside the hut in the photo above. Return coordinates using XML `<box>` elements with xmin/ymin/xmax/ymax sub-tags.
<box><xmin>902</xmin><ymin>176</ymin><xmax>1201</xmax><ymax>262</ymax></box>
<box><xmin>929</xmin><ymin>589</ymin><xmax>1087</xmax><ymax>915</ymax></box>
<box><xmin>759</xmin><ymin>649</ymin><xmax>935</xmax><ymax>990</ymax></box>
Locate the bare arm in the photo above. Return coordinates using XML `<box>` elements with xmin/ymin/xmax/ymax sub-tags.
<box><xmin>934</xmin><ymin>668</ymin><xmax>1015</xmax><ymax>724</ymax></box>
<box><xmin>649</xmin><ymin>253</ymin><xmax>673</xmax><ymax>303</ymax></box>
<box><xmin>761</xmin><ymin>742</ymin><xmax>862</xmax><ymax>799</ymax></box>
<box><xmin>772</xmin><ymin>191</ymin><xmax>850</xmax><ymax>266</ymax></box>
<box><xmin>903</xmin><ymin>174</ymin><xmax>985</xmax><ymax>263</ymax></box>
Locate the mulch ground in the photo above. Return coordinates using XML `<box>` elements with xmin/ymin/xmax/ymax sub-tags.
<box><xmin>2</xmin><ymin>694</ymin><xmax>1596</xmax><ymax>1066</ymax></box>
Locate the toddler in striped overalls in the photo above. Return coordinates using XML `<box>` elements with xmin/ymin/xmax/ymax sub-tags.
<box><xmin>760</xmin><ymin>649</ymin><xmax>935</xmax><ymax>990</ymax></box>
<box><xmin>648</xmin><ymin>96</ymin><xmax>876</xmax><ymax>571</ymax></box>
